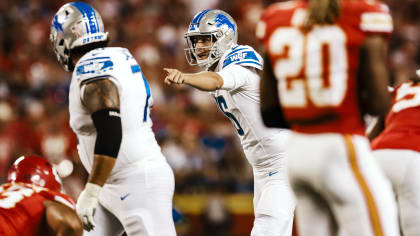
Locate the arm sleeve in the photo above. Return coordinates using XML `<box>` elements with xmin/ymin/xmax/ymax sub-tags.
<box><xmin>216</xmin><ymin>64</ymin><xmax>255</xmax><ymax>91</ymax></box>
<box><xmin>359</xmin><ymin>2</ymin><xmax>393</xmax><ymax>35</ymax></box>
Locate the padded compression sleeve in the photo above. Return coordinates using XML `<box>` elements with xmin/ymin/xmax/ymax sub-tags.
<box><xmin>91</xmin><ymin>108</ymin><xmax>122</xmax><ymax>158</ymax></box>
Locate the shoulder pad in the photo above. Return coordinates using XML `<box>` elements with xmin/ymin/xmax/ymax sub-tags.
<box><xmin>75</xmin><ymin>54</ymin><xmax>114</xmax><ymax>83</ymax></box>
<box><xmin>74</xmin><ymin>47</ymin><xmax>134</xmax><ymax>84</ymax></box>
<box><xmin>342</xmin><ymin>1</ymin><xmax>393</xmax><ymax>34</ymax></box>
<box><xmin>221</xmin><ymin>45</ymin><xmax>263</xmax><ymax>70</ymax></box>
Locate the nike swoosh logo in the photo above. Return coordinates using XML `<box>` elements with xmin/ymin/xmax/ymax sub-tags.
<box><xmin>268</xmin><ymin>171</ymin><xmax>279</xmax><ymax>177</ymax></box>
<box><xmin>120</xmin><ymin>193</ymin><xmax>130</xmax><ymax>200</ymax></box>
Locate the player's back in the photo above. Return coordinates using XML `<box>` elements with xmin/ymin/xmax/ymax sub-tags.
<box><xmin>372</xmin><ymin>81</ymin><xmax>420</xmax><ymax>152</ymax></box>
<box><xmin>0</xmin><ymin>182</ymin><xmax>75</xmax><ymax>236</ymax></box>
<box><xmin>257</xmin><ymin>0</ymin><xmax>392</xmax><ymax>134</ymax></box>
<box><xmin>70</xmin><ymin>47</ymin><xmax>165</xmax><ymax>179</ymax></box>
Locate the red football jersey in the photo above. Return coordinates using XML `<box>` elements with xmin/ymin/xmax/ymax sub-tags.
<box><xmin>372</xmin><ymin>81</ymin><xmax>420</xmax><ymax>152</ymax></box>
<box><xmin>257</xmin><ymin>0</ymin><xmax>393</xmax><ymax>134</ymax></box>
<box><xmin>0</xmin><ymin>182</ymin><xmax>75</xmax><ymax>236</ymax></box>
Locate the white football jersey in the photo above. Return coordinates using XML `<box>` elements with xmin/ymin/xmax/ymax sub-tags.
<box><xmin>69</xmin><ymin>47</ymin><xmax>165</xmax><ymax>181</ymax></box>
<box><xmin>210</xmin><ymin>45</ymin><xmax>289</xmax><ymax>168</ymax></box>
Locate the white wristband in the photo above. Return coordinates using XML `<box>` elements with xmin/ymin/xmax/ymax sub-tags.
<box><xmin>84</xmin><ymin>183</ymin><xmax>102</xmax><ymax>198</ymax></box>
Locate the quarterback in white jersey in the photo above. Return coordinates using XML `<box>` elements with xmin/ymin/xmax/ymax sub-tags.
<box><xmin>164</xmin><ymin>9</ymin><xmax>295</xmax><ymax>236</ymax></box>
<box><xmin>50</xmin><ymin>2</ymin><xmax>175</xmax><ymax>236</ymax></box>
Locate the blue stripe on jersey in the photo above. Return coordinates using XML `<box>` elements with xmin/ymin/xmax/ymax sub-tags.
<box><xmin>223</xmin><ymin>50</ymin><xmax>261</xmax><ymax>68</ymax></box>
<box><xmin>72</xmin><ymin>2</ymin><xmax>98</xmax><ymax>34</ymax></box>
<box><xmin>141</xmin><ymin>73</ymin><xmax>151</xmax><ymax>122</ymax></box>
<box><xmin>131</xmin><ymin>65</ymin><xmax>141</xmax><ymax>73</ymax></box>
<box><xmin>225</xmin><ymin>47</ymin><xmax>248</xmax><ymax>59</ymax></box>
<box><xmin>231</xmin><ymin>45</ymin><xmax>239</xmax><ymax>50</ymax></box>
<box><xmin>76</xmin><ymin>61</ymin><xmax>113</xmax><ymax>75</ymax></box>
<box><xmin>131</xmin><ymin>65</ymin><xmax>151</xmax><ymax>122</ymax></box>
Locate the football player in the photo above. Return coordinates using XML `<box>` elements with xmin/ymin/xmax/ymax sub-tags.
<box><xmin>164</xmin><ymin>10</ymin><xmax>295</xmax><ymax>236</ymax></box>
<box><xmin>370</xmin><ymin>70</ymin><xmax>420</xmax><ymax>236</ymax></box>
<box><xmin>0</xmin><ymin>155</ymin><xmax>82</xmax><ymax>236</ymax></box>
<box><xmin>50</xmin><ymin>2</ymin><xmax>176</xmax><ymax>235</ymax></box>
<box><xmin>257</xmin><ymin>0</ymin><xmax>400</xmax><ymax>235</ymax></box>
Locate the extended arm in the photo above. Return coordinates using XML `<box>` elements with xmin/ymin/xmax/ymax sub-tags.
<box><xmin>260</xmin><ymin>54</ymin><xmax>290</xmax><ymax>128</ymax></box>
<box><xmin>164</xmin><ymin>68</ymin><xmax>224</xmax><ymax>91</ymax></box>
<box><xmin>358</xmin><ymin>35</ymin><xmax>391</xmax><ymax>117</ymax></box>
<box><xmin>77</xmin><ymin>78</ymin><xmax>122</xmax><ymax>231</ymax></box>
<box><xmin>44</xmin><ymin>200</ymin><xmax>83</xmax><ymax>236</ymax></box>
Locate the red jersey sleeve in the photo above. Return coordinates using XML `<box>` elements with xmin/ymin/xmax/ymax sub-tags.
<box><xmin>40</xmin><ymin>189</ymin><xmax>76</xmax><ymax>209</ymax></box>
<box><xmin>346</xmin><ymin>0</ymin><xmax>393</xmax><ymax>36</ymax></box>
<box><xmin>256</xmin><ymin>1</ymin><xmax>305</xmax><ymax>45</ymax></box>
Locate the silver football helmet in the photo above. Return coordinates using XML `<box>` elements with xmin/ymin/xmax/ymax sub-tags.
<box><xmin>50</xmin><ymin>2</ymin><xmax>108</xmax><ymax>71</ymax></box>
<box><xmin>184</xmin><ymin>9</ymin><xmax>238</xmax><ymax>70</ymax></box>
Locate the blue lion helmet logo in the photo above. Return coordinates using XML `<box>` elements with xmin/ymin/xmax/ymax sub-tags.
<box><xmin>214</xmin><ymin>13</ymin><xmax>236</xmax><ymax>35</ymax></box>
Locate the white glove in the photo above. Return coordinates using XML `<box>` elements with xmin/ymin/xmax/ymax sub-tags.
<box><xmin>76</xmin><ymin>183</ymin><xmax>101</xmax><ymax>231</ymax></box>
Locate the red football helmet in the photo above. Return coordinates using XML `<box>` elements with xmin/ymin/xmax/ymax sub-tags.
<box><xmin>7</xmin><ymin>155</ymin><xmax>62</xmax><ymax>192</ymax></box>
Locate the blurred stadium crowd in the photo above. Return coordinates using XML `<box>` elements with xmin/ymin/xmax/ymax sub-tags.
<box><xmin>0</xmin><ymin>0</ymin><xmax>419</xmax><ymax>203</ymax></box>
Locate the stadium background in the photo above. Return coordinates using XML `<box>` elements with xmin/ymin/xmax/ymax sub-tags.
<box><xmin>0</xmin><ymin>0</ymin><xmax>418</xmax><ymax>235</ymax></box>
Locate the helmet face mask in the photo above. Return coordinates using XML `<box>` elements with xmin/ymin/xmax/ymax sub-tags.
<box><xmin>184</xmin><ymin>33</ymin><xmax>217</xmax><ymax>67</ymax></box>
<box><xmin>184</xmin><ymin>10</ymin><xmax>238</xmax><ymax>70</ymax></box>
<box><xmin>50</xmin><ymin>2</ymin><xmax>108</xmax><ymax>72</ymax></box>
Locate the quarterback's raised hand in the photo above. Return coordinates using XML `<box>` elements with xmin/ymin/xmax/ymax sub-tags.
<box><xmin>163</xmin><ymin>68</ymin><xmax>224</xmax><ymax>92</ymax></box>
<box><xmin>164</xmin><ymin>68</ymin><xmax>185</xmax><ymax>85</ymax></box>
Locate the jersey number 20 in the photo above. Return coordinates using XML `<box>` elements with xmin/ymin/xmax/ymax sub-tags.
<box><xmin>269</xmin><ymin>26</ymin><xmax>348</xmax><ymax>108</ymax></box>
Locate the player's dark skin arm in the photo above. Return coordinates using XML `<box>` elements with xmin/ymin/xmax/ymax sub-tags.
<box><xmin>82</xmin><ymin>79</ymin><xmax>119</xmax><ymax>187</ymax></box>
<box><xmin>367</xmin><ymin>116</ymin><xmax>385</xmax><ymax>141</ymax></box>
<box><xmin>259</xmin><ymin>53</ymin><xmax>290</xmax><ymax>128</ymax></box>
<box><xmin>357</xmin><ymin>35</ymin><xmax>391</xmax><ymax>117</ymax></box>
<box><xmin>44</xmin><ymin>200</ymin><xmax>83</xmax><ymax>236</ymax></box>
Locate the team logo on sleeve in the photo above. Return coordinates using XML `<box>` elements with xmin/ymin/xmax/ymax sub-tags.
<box><xmin>76</xmin><ymin>57</ymin><xmax>114</xmax><ymax>76</ymax></box>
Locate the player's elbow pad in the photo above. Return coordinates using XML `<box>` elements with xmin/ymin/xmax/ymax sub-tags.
<box><xmin>91</xmin><ymin>108</ymin><xmax>122</xmax><ymax>158</ymax></box>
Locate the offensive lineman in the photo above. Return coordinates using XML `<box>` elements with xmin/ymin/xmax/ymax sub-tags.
<box><xmin>50</xmin><ymin>2</ymin><xmax>176</xmax><ymax>235</ymax></box>
<box><xmin>164</xmin><ymin>9</ymin><xmax>295</xmax><ymax>236</ymax></box>
<box><xmin>258</xmin><ymin>0</ymin><xmax>399</xmax><ymax>235</ymax></box>
<box><xmin>0</xmin><ymin>155</ymin><xmax>82</xmax><ymax>236</ymax></box>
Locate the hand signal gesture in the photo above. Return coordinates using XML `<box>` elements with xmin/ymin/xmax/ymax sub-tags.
<box><xmin>164</xmin><ymin>68</ymin><xmax>185</xmax><ymax>85</ymax></box>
